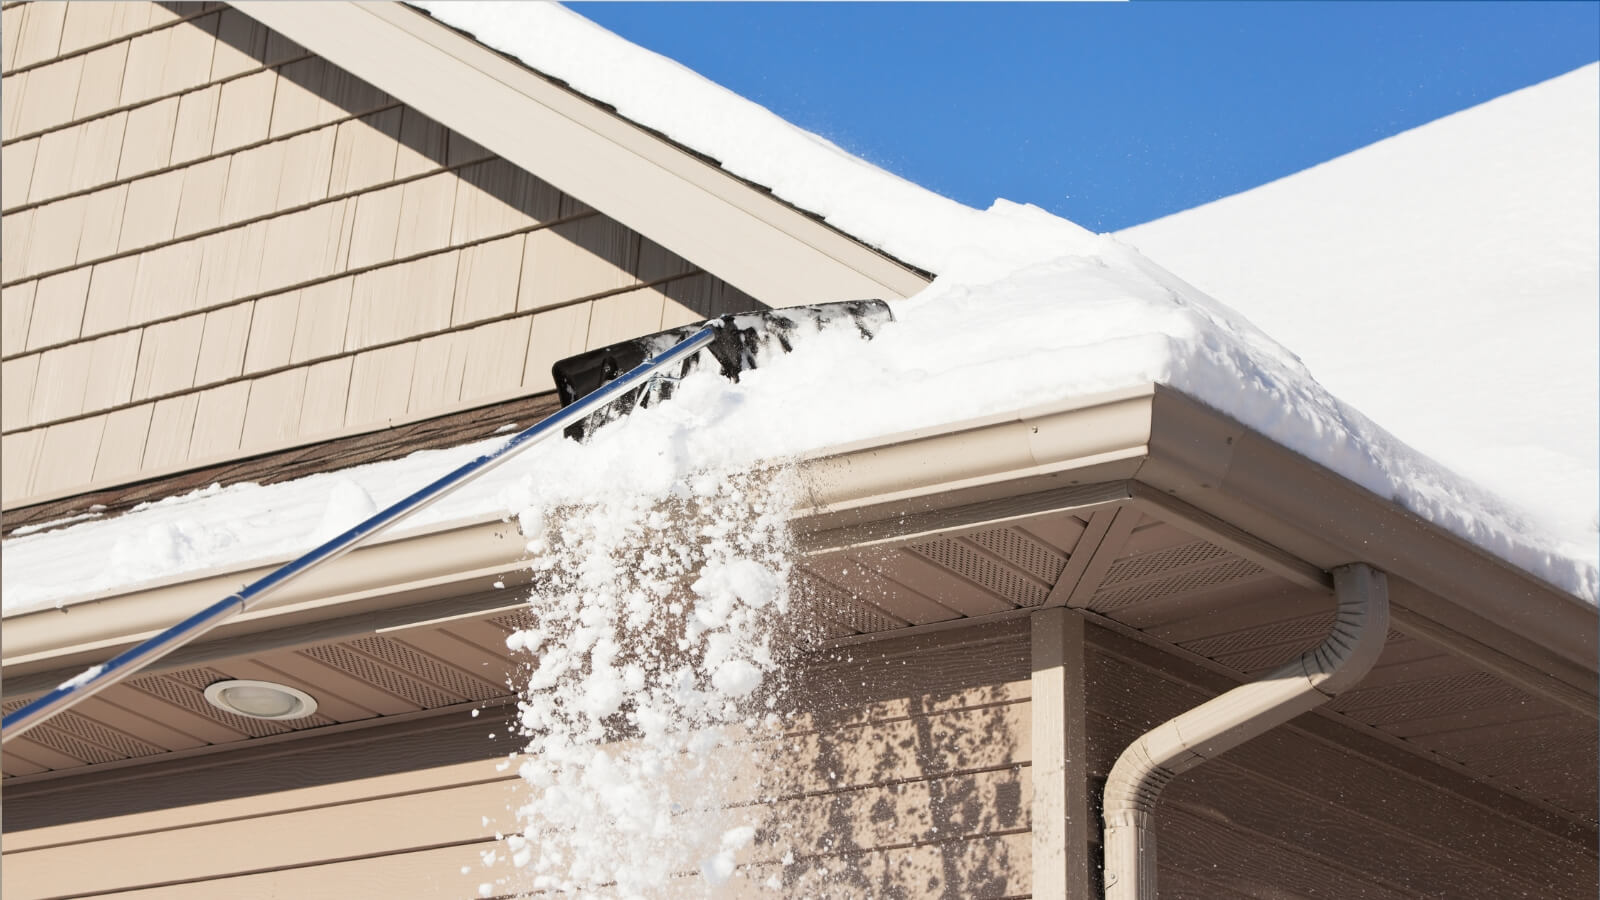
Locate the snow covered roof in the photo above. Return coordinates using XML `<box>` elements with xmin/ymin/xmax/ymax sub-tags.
<box><xmin>4</xmin><ymin>6</ymin><xmax>1596</xmax><ymax>616</ymax></box>
<box><xmin>1121</xmin><ymin>64</ymin><xmax>1600</xmax><ymax>570</ymax></box>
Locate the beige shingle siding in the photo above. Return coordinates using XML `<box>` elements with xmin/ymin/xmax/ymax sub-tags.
<box><xmin>93</xmin><ymin>402</ymin><xmax>155</xmax><ymax>482</ymax></box>
<box><xmin>1</xmin><ymin>282</ymin><xmax>37</xmax><ymax>356</ymax></box>
<box><xmin>0</xmin><ymin>1</ymin><xmax>742</xmax><ymax>508</ymax></box>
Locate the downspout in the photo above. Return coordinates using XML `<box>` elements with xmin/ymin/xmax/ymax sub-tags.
<box><xmin>1102</xmin><ymin>563</ymin><xmax>1389</xmax><ymax>898</ymax></box>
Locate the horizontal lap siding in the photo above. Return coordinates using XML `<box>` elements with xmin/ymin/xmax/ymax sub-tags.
<box><xmin>0</xmin><ymin>1</ymin><xmax>757</xmax><ymax>507</ymax></box>
<box><xmin>1085</xmin><ymin>631</ymin><xmax>1598</xmax><ymax>899</ymax></box>
<box><xmin>1</xmin><ymin>623</ymin><xmax>1033</xmax><ymax>898</ymax></box>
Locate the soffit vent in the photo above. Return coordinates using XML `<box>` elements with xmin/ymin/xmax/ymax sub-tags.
<box><xmin>1092</xmin><ymin>556</ymin><xmax>1264</xmax><ymax>612</ymax></box>
<box><xmin>793</xmin><ymin>567</ymin><xmax>900</xmax><ymax>635</ymax></box>
<box><xmin>347</xmin><ymin>635</ymin><xmax>504</xmax><ymax>702</ymax></box>
<box><xmin>1330</xmin><ymin>671</ymin><xmax>1528</xmax><ymax>726</ymax></box>
<box><xmin>1100</xmin><ymin>541</ymin><xmax>1230</xmax><ymax>589</ymax></box>
<box><xmin>490</xmin><ymin>611</ymin><xmax>535</xmax><ymax>634</ymax></box>
<box><xmin>1182</xmin><ymin>613</ymin><xmax>1339</xmax><ymax>659</ymax></box>
<box><xmin>965</xmin><ymin>527</ymin><xmax>1067</xmax><ymax>584</ymax></box>
<box><xmin>909</xmin><ymin>537</ymin><xmax>1048</xmax><ymax>607</ymax></box>
<box><xmin>13</xmin><ymin>717</ymin><xmax>126</xmax><ymax>766</ymax></box>
<box><xmin>47</xmin><ymin>710</ymin><xmax>166</xmax><ymax>760</ymax></box>
<box><xmin>301</xmin><ymin>644</ymin><xmax>461</xmax><ymax>709</ymax></box>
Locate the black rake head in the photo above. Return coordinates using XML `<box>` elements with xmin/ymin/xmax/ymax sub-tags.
<box><xmin>551</xmin><ymin>299</ymin><xmax>894</xmax><ymax>441</ymax></box>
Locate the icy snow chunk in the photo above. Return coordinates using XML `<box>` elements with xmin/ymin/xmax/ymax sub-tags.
<box><xmin>710</xmin><ymin>659</ymin><xmax>762</xmax><ymax>698</ymax></box>
<box><xmin>310</xmin><ymin>479</ymin><xmax>378</xmax><ymax>544</ymax></box>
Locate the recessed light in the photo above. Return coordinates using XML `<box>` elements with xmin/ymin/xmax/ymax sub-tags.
<box><xmin>203</xmin><ymin>679</ymin><xmax>318</xmax><ymax>720</ymax></box>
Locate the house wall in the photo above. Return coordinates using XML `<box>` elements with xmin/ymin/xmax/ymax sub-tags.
<box><xmin>0</xmin><ymin>0</ymin><xmax>756</xmax><ymax>508</ymax></box>
<box><xmin>1</xmin><ymin>621</ymin><xmax>1035</xmax><ymax>899</ymax></box>
<box><xmin>6</xmin><ymin>614</ymin><xmax>1590</xmax><ymax>897</ymax></box>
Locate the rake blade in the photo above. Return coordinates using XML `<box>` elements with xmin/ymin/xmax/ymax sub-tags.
<box><xmin>551</xmin><ymin>299</ymin><xmax>894</xmax><ymax>441</ymax></box>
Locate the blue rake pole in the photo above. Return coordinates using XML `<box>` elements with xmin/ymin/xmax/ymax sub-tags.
<box><xmin>2</xmin><ymin>325</ymin><xmax>719</xmax><ymax>742</ymax></box>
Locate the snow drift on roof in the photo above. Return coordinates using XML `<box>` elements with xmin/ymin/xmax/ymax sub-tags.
<box><xmin>1121</xmin><ymin>63</ymin><xmax>1600</xmax><ymax>562</ymax></box>
<box><xmin>3</xmin><ymin>12</ymin><xmax>1595</xmax><ymax>613</ymax></box>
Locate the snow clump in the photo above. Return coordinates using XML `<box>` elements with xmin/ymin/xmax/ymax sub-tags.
<box><xmin>495</xmin><ymin>467</ymin><xmax>803</xmax><ymax>897</ymax></box>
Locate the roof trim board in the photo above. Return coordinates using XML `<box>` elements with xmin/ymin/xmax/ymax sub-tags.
<box><xmin>229</xmin><ymin>1</ymin><xmax>930</xmax><ymax>310</ymax></box>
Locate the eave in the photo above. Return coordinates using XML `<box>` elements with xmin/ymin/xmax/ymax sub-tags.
<box><xmin>7</xmin><ymin>383</ymin><xmax>1593</xmax><ymax>721</ymax></box>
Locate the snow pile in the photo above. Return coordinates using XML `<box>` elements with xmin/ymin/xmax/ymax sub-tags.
<box><xmin>1121</xmin><ymin>64</ymin><xmax>1600</xmax><ymax>553</ymax></box>
<box><xmin>490</xmin><ymin>467</ymin><xmax>799</xmax><ymax>895</ymax></box>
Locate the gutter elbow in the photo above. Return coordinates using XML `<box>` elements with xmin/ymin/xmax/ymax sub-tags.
<box><xmin>1304</xmin><ymin>563</ymin><xmax>1391</xmax><ymax>696</ymax></box>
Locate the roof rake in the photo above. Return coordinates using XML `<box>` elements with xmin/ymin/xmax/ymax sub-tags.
<box><xmin>1</xmin><ymin>300</ymin><xmax>894</xmax><ymax>741</ymax></box>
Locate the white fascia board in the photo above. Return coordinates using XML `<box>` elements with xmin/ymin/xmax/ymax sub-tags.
<box><xmin>230</xmin><ymin>1</ymin><xmax>930</xmax><ymax>307</ymax></box>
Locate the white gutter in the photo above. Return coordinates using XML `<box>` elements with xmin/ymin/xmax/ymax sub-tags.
<box><xmin>1102</xmin><ymin>563</ymin><xmax>1391</xmax><ymax>899</ymax></box>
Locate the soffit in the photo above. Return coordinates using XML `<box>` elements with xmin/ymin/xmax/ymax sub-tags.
<box><xmin>4</xmin><ymin>496</ymin><xmax>1593</xmax><ymax>835</ymax></box>
<box><xmin>228</xmin><ymin>1</ymin><xmax>931</xmax><ymax>310</ymax></box>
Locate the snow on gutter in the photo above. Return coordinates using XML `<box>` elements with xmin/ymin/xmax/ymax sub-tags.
<box><xmin>0</xmin><ymin>387</ymin><xmax>1151</xmax><ymax>678</ymax></box>
<box><xmin>6</xmin><ymin>385</ymin><xmax>1593</xmax><ymax>720</ymax></box>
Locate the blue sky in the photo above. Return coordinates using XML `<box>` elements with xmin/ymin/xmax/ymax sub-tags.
<box><xmin>568</xmin><ymin>2</ymin><xmax>1599</xmax><ymax>232</ymax></box>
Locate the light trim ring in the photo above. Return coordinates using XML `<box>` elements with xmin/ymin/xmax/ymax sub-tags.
<box><xmin>203</xmin><ymin>679</ymin><xmax>318</xmax><ymax>720</ymax></box>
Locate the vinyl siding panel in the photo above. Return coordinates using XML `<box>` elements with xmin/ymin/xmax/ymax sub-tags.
<box><xmin>1</xmin><ymin>282</ymin><xmax>38</xmax><ymax>356</ymax></box>
<box><xmin>77</xmin><ymin>185</ymin><xmax>131</xmax><ymax>263</ymax></box>
<box><xmin>449</xmin><ymin>233</ymin><xmax>523</xmax><ymax>326</ymax></box>
<box><xmin>31</xmin><ymin>415</ymin><xmax>107</xmax><ymax>496</ymax></box>
<box><xmin>238</xmin><ymin>366</ymin><xmax>307</xmax><ymax>447</ymax></box>
<box><xmin>117</xmin><ymin>168</ymin><xmax>185</xmax><ymax>251</ymax></box>
<box><xmin>117</xmin><ymin>95</ymin><xmax>181</xmax><ymax>179</ymax></box>
<box><xmin>0</xmin><ymin>70</ymin><xmax>26</xmax><ymax>139</ymax></box>
<box><xmin>1</xmin><ymin>5</ymin><xmax>26</xmax><ymax>70</ymax></box>
<box><xmin>297</xmin><ymin>356</ymin><xmax>353</xmax><ymax>438</ymax></box>
<box><xmin>10</xmin><ymin>2</ymin><xmax>68</xmax><ymax>69</ymax></box>
<box><xmin>185</xmin><ymin>379</ymin><xmax>249</xmax><ymax>460</ymax></box>
<box><xmin>93</xmin><ymin>403</ymin><xmax>156</xmax><ymax>482</ymax></box>
<box><xmin>344</xmin><ymin>342</ymin><xmax>418</xmax><ymax>428</ymax></box>
<box><xmin>25</xmin><ymin>269</ymin><xmax>92</xmax><ymax>351</ymax></box>
<box><xmin>14</xmin><ymin>56</ymin><xmax>82</xmax><ymax>136</ymax></box>
<box><xmin>192</xmin><ymin>301</ymin><xmax>253</xmax><ymax>384</ymax></box>
<box><xmin>2</xmin><ymin>137</ymin><xmax>39</xmax><ymax>208</ymax></box>
<box><xmin>288</xmin><ymin>276</ymin><xmax>353</xmax><ymax>364</ymax></box>
<box><xmin>80</xmin><ymin>330</ymin><xmax>143</xmax><ymax>412</ymax></box>
<box><xmin>24</xmin><ymin>126</ymin><xmax>80</xmax><ymax>204</ymax></box>
<box><xmin>170</xmin><ymin>81</ymin><xmax>221</xmax><ymax>163</ymax></box>
<box><xmin>131</xmin><ymin>314</ymin><xmax>204</xmax><ymax>401</ymax></box>
<box><xmin>0</xmin><ymin>429</ymin><xmax>45</xmax><ymax>504</ymax></box>
<box><xmin>209</xmin><ymin>67</ymin><xmax>275</xmax><ymax>152</ymax></box>
<box><xmin>407</xmin><ymin>331</ymin><xmax>468</xmax><ymax>415</ymax></box>
<box><xmin>457</xmin><ymin>316</ymin><xmax>533</xmax><ymax>403</ymax></box>
<box><xmin>72</xmin><ymin>42</ymin><xmax>132</xmax><ymax>120</ymax></box>
<box><xmin>521</xmin><ymin>302</ymin><xmax>593</xmax><ymax>394</ymax></box>
<box><xmin>1</xmin><ymin>356</ymin><xmax>40</xmax><ymax>432</ymax></box>
<box><xmin>80</xmin><ymin>256</ymin><xmax>140</xmax><ymax>337</ymax></box>
<box><xmin>326</xmin><ymin>107</ymin><xmax>402</xmax><ymax>194</ymax></box>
